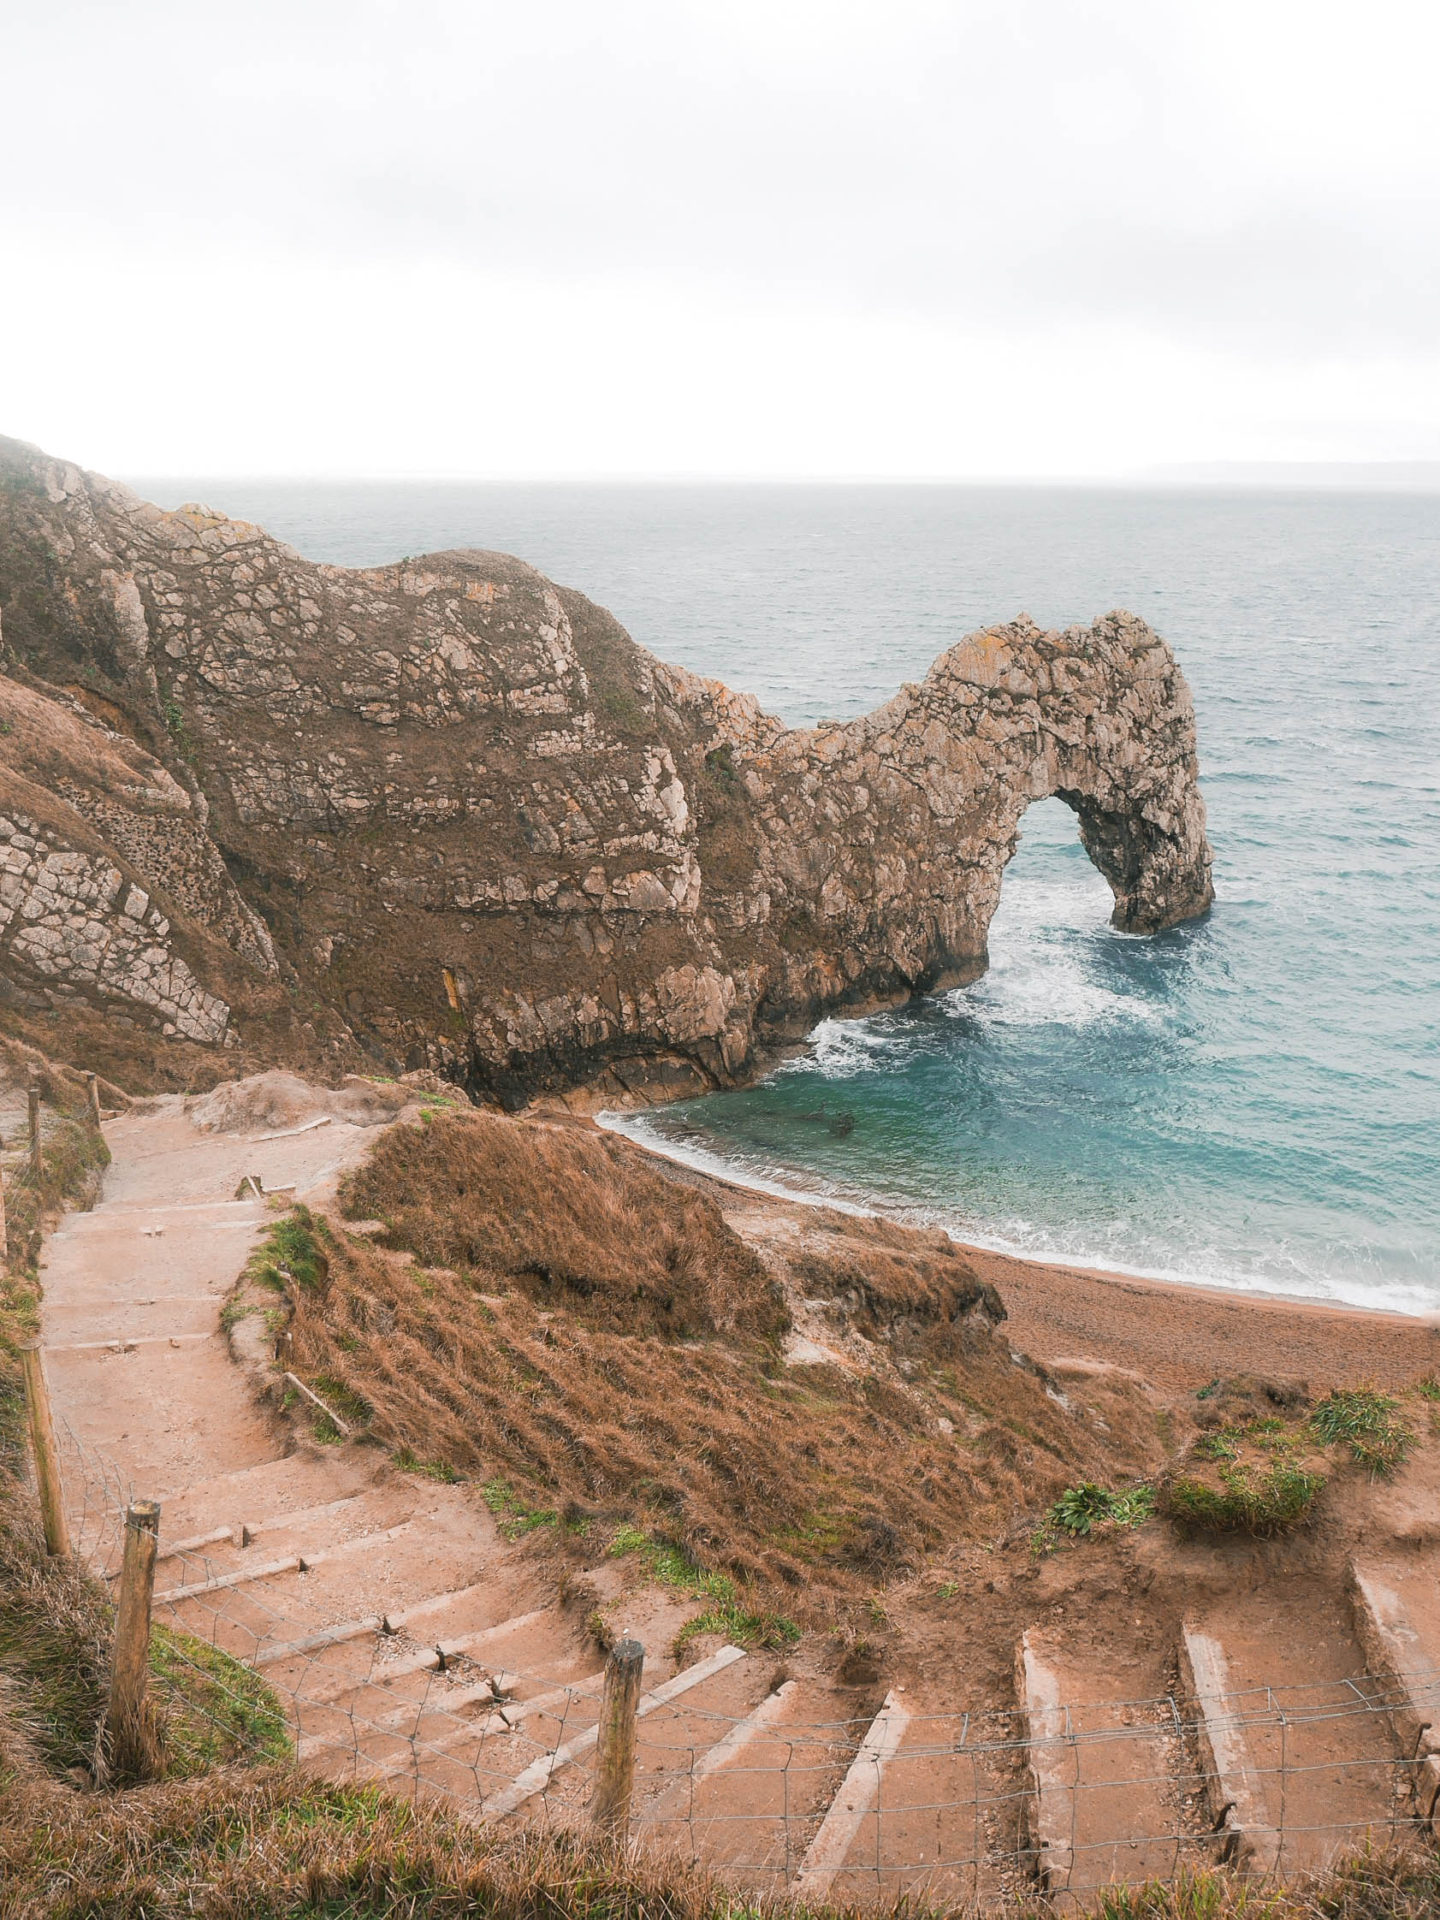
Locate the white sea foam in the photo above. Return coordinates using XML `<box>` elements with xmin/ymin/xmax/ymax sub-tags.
<box><xmin>598</xmin><ymin>1108</ymin><xmax>878</xmax><ymax>1218</ymax></box>
<box><xmin>802</xmin><ymin>1017</ymin><xmax>914</xmax><ymax>1077</ymax></box>
<box><xmin>949</xmin><ymin>871</ymin><xmax>1159</xmax><ymax>1033</ymax></box>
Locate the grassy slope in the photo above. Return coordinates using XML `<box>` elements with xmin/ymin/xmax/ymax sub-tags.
<box><xmin>273</xmin><ymin>1109</ymin><xmax>1161</xmax><ymax>1616</ymax></box>
<box><xmin>6</xmin><ymin>1768</ymin><xmax>1440</xmax><ymax>1918</ymax></box>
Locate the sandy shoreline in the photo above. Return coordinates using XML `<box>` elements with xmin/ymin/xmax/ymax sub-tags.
<box><xmin>611</xmin><ymin>1118</ymin><xmax>1438</xmax><ymax>1396</ymax></box>
<box><xmin>961</xmin><ymin>1241</ymin><xmax>1440</xmax><ymax>1396</ymax></box>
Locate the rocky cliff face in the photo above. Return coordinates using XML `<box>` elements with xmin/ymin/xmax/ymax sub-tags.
<box><xmin>0</xmin><ymin>436</ymin><xmax>1212</xmax><ymax>1100</ymax></box>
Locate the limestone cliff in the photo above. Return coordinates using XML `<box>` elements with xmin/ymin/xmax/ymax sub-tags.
<box><xmin>0</xmin><ymin>436</ymin><xmax>1212</xmax><ymax>1100</ymax></box>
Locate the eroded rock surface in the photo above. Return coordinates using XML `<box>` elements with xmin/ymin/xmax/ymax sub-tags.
<box><xmin>0</xmin><ymin>436</ymin><xmax>1212</xmax><ymax>1098</ymax></box>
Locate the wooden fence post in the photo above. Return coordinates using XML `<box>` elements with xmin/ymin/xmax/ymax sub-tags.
<box><xmin>590</xmin><ymin>1636</ymin><xmax>644</xmax><ymax>1839</ymax></box>
<box><xmin>27</xmin><ymin>1084</ymin><xmax>41</xmax><ymax>1177</ymax></box>
<box><xmin>108</xmin><ymin>1499</ymin><xmax>162</xmax><ymax>1781</ymax></box>
<box><xmin>87</xmin><ymin>1072</ymin><xmax>103</xmax><ymax>1129</ymax></box>
<box><xmin>20</xmin><ymin>1342</ymin><xmax>69</xmax><ymax>1556</ymax></box>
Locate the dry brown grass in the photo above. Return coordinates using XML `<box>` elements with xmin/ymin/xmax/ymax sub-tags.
<box><xmin>340</xmin><ymin>1109</ymin><xmax>787</xmax><ymax>1340</ymax></box>
<box><xmin>274</xmin><ymin>1112</ymin><xmax>1160</xmax><ymax>1606</ymax></box>
<box><xmin>4</xmin><ymin>1760</ymin><xmax>1440</xmax><ymax>1919</ymax></box>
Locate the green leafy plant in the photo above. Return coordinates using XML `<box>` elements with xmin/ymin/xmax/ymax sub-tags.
<box><xmin>1041</xmin><ymin>1480</ymin><xmax>1155</xmax><ymax>1545</ymax></box>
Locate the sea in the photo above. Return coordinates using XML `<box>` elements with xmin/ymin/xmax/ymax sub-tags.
<box><xmin>138</xmin><ymin>479</ymin><xmax>1440</xmax><ymax>1317</ymax></box>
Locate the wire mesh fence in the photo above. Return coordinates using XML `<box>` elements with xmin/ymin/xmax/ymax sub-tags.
<box><xmin>55</xmin><ymin>1410</ymin><xmax>135</xmax><ymax>1579</ymax></box>
<box><xmin>38</xmin><ymin>1400</ymin><xmax>1438</xmax><ymax>1906</ymax></box>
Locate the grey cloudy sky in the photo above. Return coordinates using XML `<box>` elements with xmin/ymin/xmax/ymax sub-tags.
<box><xmin>4</xmin><ymin>0</ymin><xmax>1437</xmax><ymax>476</ymax></box>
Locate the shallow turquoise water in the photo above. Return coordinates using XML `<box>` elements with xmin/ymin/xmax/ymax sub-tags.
<box><xmin>142</xmin><ymin>480</ymin><xmax>1440</xmax><ymax>1311</ymax></box>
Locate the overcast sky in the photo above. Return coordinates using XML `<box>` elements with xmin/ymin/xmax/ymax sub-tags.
<box><xmin>4</xmin><ymin>0</ymin><xmax>1438</xmax><ymax>478</ymax></box>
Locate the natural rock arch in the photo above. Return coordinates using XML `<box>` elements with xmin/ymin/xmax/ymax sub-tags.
<box><xmin>0</xmin><ymin>438</ymin><xmax>1213</xmax><ymax>1101</ymax></box>
<box><xmin>669</xmin><ymin>611</ymin><xmax>1214</xmax><ymax>1064</ymax></box>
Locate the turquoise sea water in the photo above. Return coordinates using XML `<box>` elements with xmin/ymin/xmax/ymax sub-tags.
<box><xmin>140</xmin><ymin>480</ymin><xmax>1440</xmax><ymax>1313</ymax></box>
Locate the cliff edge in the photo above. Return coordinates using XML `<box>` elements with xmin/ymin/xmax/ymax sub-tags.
<box><xmin>0</xmin><ymin>436</ymin><xmax>1212</xmax><ymax>1100</ymax></box>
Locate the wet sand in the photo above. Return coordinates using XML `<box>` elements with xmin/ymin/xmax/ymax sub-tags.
<box><xmin>950</xmin><ymin>1243</ymin><xmax>1440</xmax><ymax>1396</ymax></box>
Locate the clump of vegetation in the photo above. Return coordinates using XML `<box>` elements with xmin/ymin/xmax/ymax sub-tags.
<box><xmin>482</xmin><ymin>1477</ymin><xmax>561</xmax><ymax>1538</ymax></box>
<box><xmin>395</xmin><ymin>1447</ymin><xmax>464</xmax><ymax>1484</ymax></box>
<box><xmin>1033</xmin><ymin>1480</ymin><xmax>1155</xmax><ymax>1552</ymax></box>
<box><xmin>675</xmin><ymin>1595</ymin><xmax>803</xmax><ymax>1655</ymax></box>
<box><xmin>1172</xmin><ymin>1385</ymin><xmax>1416</xmax><ymax>1533</ymax></box>
<box><xmin>1310</xmin><ymin>1387</ymin><xmax>1412</xmax><ymax>1473</ymax></box>
<box><xmin>308</xmin><ymin>1371</ymin><xmax>372</xmax><ymax>1429</ymax></box>
<box><xmin>1166</xmin><ymin>1458</ymin><xmax>1325</xmax><ymax>1534</ymax></box>
<box><xmin>247</xmin><ymin>1205</ymin><xmax>332</xmax><ymax>1295</ymax></box>
<box><xmin>1165</xmin><ymin>1415</ymin><xmax>1327</xmax><ymax>1535</ymax></box>
<box><xmin>160</xmin><ymin>688</ymin><xmax>197</xmax><ymax>763</ymax></box>
<box><xmin>0</xmin><ymin>1495</ymin><xmax>115</xmax><ymax>1774</ymax></box>
<box><xmin>148</xmin><ymin>1625</ymin><xmax>292</xmax><ymax>1774</ymax></box>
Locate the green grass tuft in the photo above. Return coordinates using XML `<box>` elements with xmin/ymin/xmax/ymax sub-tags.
<box><xmin>149</xmin><ymin>1625</ymin><xmax>292</xmax><ymax>1773</ymax></box>
<box><xmin>309</xmin><ymin>1372</ymin><xmax>372</xmax><ymax>1427</ymax></box>
<box><xmin>608</xmin><ymin>1525</ymin><xmax>800</xmax><ymax>1653</ymax></box>
<box><xmin>481</xmin><ymin>1477</ymin><xmax>559</xmax><ymax>1536</ymax></box>
<box><xmin>395</xmin><ymin>1448</ymin><xmax>464</xmax><ymax>1484</ymax></box>
<box><xmin>1166</xmin><ymin>1458</ymin><xmax>1325</xmax><ymax>1534</ymax></box>
<box><xmin>1310</xmin><ymin>1388</ymin><xmax>1412</xmax><ymax>1473</ymax></box>
<box><xmin>675</xmin><ymin>1598</ymin><xmax>802</xmax><ymax>1654</ymax></box>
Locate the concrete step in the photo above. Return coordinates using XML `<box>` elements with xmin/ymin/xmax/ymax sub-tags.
<box><xmin>791</xmin><ymin>1690</ymin><xmax>911</xmax><ymax>1897</ymax></box>
<box><xmin>1349</xmin><ymin>1557</ymin><xmax>1440</xmax><ymax>1832</ymax></box>
<box><xmin>1017</xmin><ymin>1628</ymin><xmax>1209</xmax><ymax>1903</ymax></box>
<box><xmin>483</xmin><ymin>1644</ymin><xmax>747</xmax><ymax>1819</ymax></box>
<box><xmin>635</xmin><ymin>1676</ymin><xmax>870</xmax><ymax>1887</ymax></box>
<box><xmin>157</xmin><ymin>1456</ymin><xmax>382</xmax><ymax>1542</ymax></box>
<box><xmin>1184</xmin><ymin>1586</ymin><xmax>1410</xmax><ymax>1878</ymax></box>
